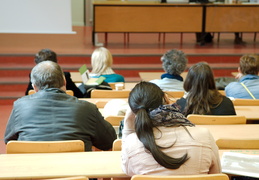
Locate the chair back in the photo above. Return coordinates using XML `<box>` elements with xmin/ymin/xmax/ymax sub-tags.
<box><xmin>105</xmin><ymin>115</ymin><xmax>125</xmax><ymax>126</ymax></box>
<box><xmin>216</xmin><ymin>139</ymin><xmax>259</xmax><ymax>149</ymax></box>
<box><xmin>28</xmin><ymin>89</ymin><xmax>74</xmax><ymax>96</ymax></box>
<box><xmin>6</xmin><ymin>140</ymin><xmax>85</xmax><ymax>154</ymax></box>
<box><xmin>131</xmin><ymin>174</ymin><xmax>229</xmax><ymax>180</ymax></box>
<box><xmin>91</xmin><ymin>89</ymin><xmax>130</xmax><ymax>98</ymax></box>
<box><xmin>112</xmin><ymin>139</ymin><xmax>122</xmax><ymax>151</ymax></box>
<box><xmin>187</xmin><ymin>115</ymin><xmax>246</xmax><ymax>125</ymax></box>
<box><xmin>164</xmin><ymin>91</ymin><xmax>185</xmax><ymax>99</ymax></box>
<box><xmin>44</xmin><ymin>176</ymin><xmax>88</xmax><ymax>180</ymax></box>
<box><xmin>232</xmin><ymin>99</ymin><xmax>259</xmax><ymax>106</ymax></box>
<box><xmin>218</xmin><ymin>90</ymin><xmax>226</xmax><ymax>96</ymax></box>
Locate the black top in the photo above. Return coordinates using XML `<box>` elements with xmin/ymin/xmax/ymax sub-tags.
<box><xmin>25</xmin><ymin>72</ymin><xmax>84</xmax><ymax>98</ymax></box>
<box><xmin>176</xmin><ymin>96</ymin><xmax>236</xmax><ymax>116</ymax></box>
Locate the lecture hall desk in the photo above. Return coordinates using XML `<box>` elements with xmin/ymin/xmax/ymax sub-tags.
<box><xmin>1</xmin><ymin>123</ymin><xmax>259</xmax><ymax>179</ymax></box>
<box><xmin>0</xmin><ymin>148</ymin><xmax>258</xmax><ymax>179</ymax></box>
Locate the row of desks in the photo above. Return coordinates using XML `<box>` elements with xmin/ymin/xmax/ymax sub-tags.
<box><xmin>1</xmin><ymin>147</ymin><xmax>258</xmax><ymax>179</ymax></box>
<box><xmin>82</xmin><ymin>98</ymin><xmax>259</xmax><ymax>121</ymax></box>
<box><xmin>1</xmin><ymin>150</ymin><xmax>258</xmax><ymax>179</ymax></box>
<box><xmin>1</xmin><ymin>122</ymin><xmax>259</xmax><ymax>179</ymax></box>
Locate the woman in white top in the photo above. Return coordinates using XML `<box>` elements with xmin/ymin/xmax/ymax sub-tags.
<box><xmin>122</xmin><ymin>81</ymin><xmax>221</xmax><ymax>176</ymax></box>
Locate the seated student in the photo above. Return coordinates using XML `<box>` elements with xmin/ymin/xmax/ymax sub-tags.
<box><xmin>5</xmin><ymin>61</ymin><xmax>117</xmax><ymax>151</ymax></box>
<box><xmin>176</xmin><ymin>62</ymin><xmax>236</xmax><ymax>116</ymax></box>
<box><xmin>150</xmin><ymin>49</ymin><xmax>187</xmax><ymax>91</ymax></box>
<box><xmin>90</xmin><ymin>47</ymin><xmax>125</xmax><ymax>83</ymax></box>
<box><xmin>225</xmin><ymin>54</ymin><xmax>259</xmax><ymax>99</ymax></box>
<box><xmin>25</xmin><ymin>48</ymin><xmax>84</xmax><ymax>98</ymax></box>
<box><xmin>122</xmin><ymin>81</ymin><xmax>221</xmax><ymax>176</ymax></box>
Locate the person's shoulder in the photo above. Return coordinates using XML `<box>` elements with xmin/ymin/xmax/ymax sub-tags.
<box><xmin>76</xmin><ymin>98</ymin><xmax>95</xmax><ymax>106</ymax></box>
<box><xmin>221</xmin><ymin>95</ymin><xmax>233</xmax><ymax>102</ymax></box>
<box><xmin>225</xmin><ymin>81</ymin><xmax>240</xmax><ymax>89</ymax></box>
<box><xmin>187</xmin><ymin>126</ymin><xmax>210</xmax><ymax>134</ymax></box>
<box><xmin>186</xmin><ymin>126</ymin><xmax>213</xmax><ymax>141</ymax></box>
<box><xmin>113</xmin><ymin>74</ymin><xmax>125</xmax><ymax>81</ymax></box>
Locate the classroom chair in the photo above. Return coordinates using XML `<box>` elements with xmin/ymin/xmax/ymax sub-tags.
<box><xmin>216</xmin><ymin>139</ymin><xmax>259</xmax><ymax>149</ymax></box>
<box><xmin>112</xmin><ymin>139</ymin><xmax>122</xmax><ymax>151</ymax></box>
<box><xmin>164</xmin><ymin>91</ymin><xmax>185</xmax><ymax>100</ymax></box>
<box><xmin>6</xmin><ymin>140</ymin><xmax>85</xmax><ymax>154</ymax></box>
<box><xmin>28</xmin><ymin>89</ymin><xmax>74</xmax><ymax>96</ymax></box>
<box><xmin>112</xmin><ymin>138</ymin><xmax>130</xmax><ymax>180</ymax></box>
<box><xmin>186</xmin><ymin>115</ymin><xmax>246</xmax><ymax>125</ymax></box>
<box><xmin>44</xmin><ymin>176</ymin><xmax>89</xmax><ymax>180</ymax></box>
<box><xmin>232</xmin><ymin>99</ymin><xmax>259</xmax><ymax>106</ymax></box>
<box><xmin>131</xmin><ymin>174</ymin><xmax>229</xmax><ymax>180</ymax></box>
<box><xmin>105</xmin><ymin>115</ymin><xmax>125</xmax><ymax>126</ymax></box>
<box><xmin>91</xmin><ymin>89</ymin><xmax>130</xmax><ymax>98</ymax></box>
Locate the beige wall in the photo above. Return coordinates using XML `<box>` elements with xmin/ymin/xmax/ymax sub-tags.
<box><xmin>71</xmin><ymin>0</ymin><xmax>92</xmax><ymax>26</ymax></box>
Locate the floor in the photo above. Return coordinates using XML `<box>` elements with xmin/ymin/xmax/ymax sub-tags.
<box><xmin>0</xmin><ymin>26</ymin><xmax>258</xmax><ymax>56</ymax></box>
<box><xmin>0</xmin><ymin>26</ymin><xmax>258</xmax><ymax>154</ymax></box>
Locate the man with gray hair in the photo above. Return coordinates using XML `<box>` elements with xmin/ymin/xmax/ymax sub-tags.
<box><xmin>150</xmin><ymin>49</ymin><xmax>188</xmax><ymax>91</ymax></box>
<box><xmin>5</xmin><ymin>61</ymin><xmax>117</xmax><ymax>151</ymax></box>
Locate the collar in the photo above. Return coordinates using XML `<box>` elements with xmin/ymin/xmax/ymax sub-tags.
<box><xmin>42</xmin><ymin>88</ymin><xmax>66</xmax><ymax>94</ymax></box>
<box><xmin>240</xmin><ymin>74</ymin><xmax>259</xmax><ymax>82</ymax></box>
<box><xmin>161</xmin><ymin>73</ymin><xmax>183</xmax><ymax>81</ymax></box>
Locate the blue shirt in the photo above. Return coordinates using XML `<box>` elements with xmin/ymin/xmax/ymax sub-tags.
<box><xmin>91</xmin><ymin>74</ymin><xmax>125</xmax><ymax>83</ymax></box>
<box><xmin>225</xmin><ymin>74</ymin><xmax>259</xmax><ymax>99</ymax></box>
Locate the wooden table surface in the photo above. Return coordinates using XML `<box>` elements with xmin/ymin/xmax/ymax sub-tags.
<box><xmin>1</xmin><ymin>149</ymin><xmax>258</xmax><ymax>180</ymax></box>
<box><xmin>198</xmin><ymin>124</ymin><xmax>259</xmax><ymax>140</ymax></box>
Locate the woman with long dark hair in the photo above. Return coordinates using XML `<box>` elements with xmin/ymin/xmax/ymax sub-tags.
<box><xmin>122</xmin><ymin>81</ymin><xmax>221</xmax><ymax>176</ymax></box>
<box><xmin>177</xmin><ymin>62</ymin><xmax>236</xmax><ymax>116</ymax></box>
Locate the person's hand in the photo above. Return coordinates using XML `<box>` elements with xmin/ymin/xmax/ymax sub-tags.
<box><xmin>235</xmin><ymin>72</ymin><xmax>243</xmax><ymax>79</ymax></box>
<box><xmin>124</xmin><ymin>107</ymin><xmax>135</xmax><ymax>130</ymax></box>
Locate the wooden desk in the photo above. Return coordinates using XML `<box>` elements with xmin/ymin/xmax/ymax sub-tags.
<box><xmin>1</xmin><ymin>149</ymin><xmax>258</xmax><ymax>179</ymax></box>
<box><xmin>206</xmin><ymin>4</ymin><xmax>259</xmax><ymax>33</ymax></box>
<box><xmin>93</xmin><ymin>1</ymin><xmax>203</xmax><ymax>44</ymax></box>
<box><xmin>235</xmin><ymin>106</ymin><xmax>259</xmax><ymax>121</ymax></box>
<box><xmin>0</xmin><ymin>151</ymin><xmax>126</xmax><ymax>179</ymax></box>
<box><xmin>198</xmin><ymin>124</ymin><xmax>259</xmax><ymax>140</ymax></box>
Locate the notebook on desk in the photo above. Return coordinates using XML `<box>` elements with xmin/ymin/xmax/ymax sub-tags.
<box><xmin>221</xmin><ymin>152</ymin><xmax>259</xmax><ymax>178</ymax></box>
<box><xmin>79</xmin><ymin>64</ymin><xmax>105</xmax><ymax>85</ymax></box>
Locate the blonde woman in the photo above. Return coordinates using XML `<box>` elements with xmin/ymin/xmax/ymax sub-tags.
<box><xmin>90</xmin><ymin>47</ymin><xmax>125</xmax><ymax>83</ymax></box>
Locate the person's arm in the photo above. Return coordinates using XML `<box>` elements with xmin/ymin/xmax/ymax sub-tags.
<box><xmin>64</xmin><ymin>72</ymin><xmax>84</xmax><ymax>98</ymax></box>
<box><xmin>4</xmin><ymin>109</ymin><xmax>18</xmax><ymax>144</ymax></box>
<box><xmin>91</xmin><ymin>108</ymin><xmax>117</xmax><ymax>151</ymax></box>
<box><xmin>208</xmin><ymin>131</ymin><xmax>222</xmax><ymax>174</ymax></box>
<box><xmin>122</xmin><ymin>107</ymin><xmax>135</xmax><ymax>139</ymax></box>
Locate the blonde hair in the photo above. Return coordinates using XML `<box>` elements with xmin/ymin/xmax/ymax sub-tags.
<box><xmin>91</xmin><ymin>47</ymin><xmax>113</xmax><ymax>75</ymax></box>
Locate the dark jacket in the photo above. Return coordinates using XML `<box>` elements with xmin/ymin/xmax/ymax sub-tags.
<box><xmin>25</xmin><ymin>72</ymin><xmax>84</xmax><ymax>98</ymax></box>
<box><xmin>5</xmin><ymin>88</ymin><xmax>117</xmax><ymax>151</ymax></box>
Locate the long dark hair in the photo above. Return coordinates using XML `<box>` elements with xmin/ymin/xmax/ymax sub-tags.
<box><xmin>128</xmin><ymin>81</ymin><xmax>189</xmax><ymax>169</ymax></box>
<box><xmin>183</xmin><ymin>62</ymin><xmax>222</xmax><ymax>115</ymax></box>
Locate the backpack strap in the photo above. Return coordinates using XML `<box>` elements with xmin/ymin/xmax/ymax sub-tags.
<box><xmin>240</xmin><ymin>82</ymin><xmax>256</xmax><ymax>99</ymax></box>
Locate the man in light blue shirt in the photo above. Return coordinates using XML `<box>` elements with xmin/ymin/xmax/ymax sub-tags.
<box><xmin>225</xmin><ymin>54</ymin><xmax>259</xmax><ymax>99</ymax></box>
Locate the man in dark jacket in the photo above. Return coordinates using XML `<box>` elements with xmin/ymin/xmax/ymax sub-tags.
<box><xmin>5</xmin><ymin>61</ymin><xmax>117</xmax><ymax>151</ymax></box>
